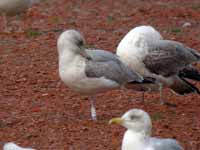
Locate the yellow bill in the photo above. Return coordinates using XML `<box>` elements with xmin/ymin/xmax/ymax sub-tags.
<box><xmin>109</xmin><ymin>117</ymin><xmax>124</xmax><ymax>125</ymax></box>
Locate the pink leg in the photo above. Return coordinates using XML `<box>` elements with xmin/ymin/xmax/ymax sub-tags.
<box><xmin>2</xmin><ymin>14</ymin><xmax>10</xmax><ymax>32</ymax></box>
<box><xmin>90</xmin><ymin>97</ymin><xmax>97</xmax><ymax>120</ymax></box>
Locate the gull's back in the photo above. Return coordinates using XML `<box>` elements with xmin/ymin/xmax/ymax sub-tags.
<box><xmin>148</xmin><ymin>137</ymin><xmax>183</xmax><ymax>150</ymax></box>
<box><xmin>86</xmin><ymin>49</ymin><xmax>120</xmax><ymax>62</ymax></box>
<box><xmin>85</xmin><ymin>49</ymin><xmax>143</xmax><ymax>84</ymax></box>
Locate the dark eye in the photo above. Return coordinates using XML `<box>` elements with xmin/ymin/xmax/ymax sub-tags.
<box><xmin>77</xmin><ymin>40</ymin><xmax>84</xmax><ymax>46</ymax></box>
<box><xmin>130</xmin><ymin>115</ymin><xmax>135</xmax><ymax>120</ymax></box>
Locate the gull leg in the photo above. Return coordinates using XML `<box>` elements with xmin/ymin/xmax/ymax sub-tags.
<box><xmin>159</xmin><ymin>85</ymin><xmax>177</xmax><ymax>107</ymax></box>
<box><xmin>121</xmin><ymin>86</ymin><xmax>135</xmax><ymax>102</ymax></box>
<box><xmin>141</xmin><ymin>92</ymin><xmax>145</xmax><ymax>103</ymax></box>
<box><xmin>2</xmin><ymin>14</ymin><xmax>9</xmax><ymax>33</ymax></box>
<box><xmin>15</xmin><ymin>14</ymin><xmax>24</xmax><ymax>32</ymax></box>
<box><xmin>89</xmin><ymin>97</ymin><xmax>97</xmax><ymax>120</ymax></box>
<box><xmin>159</xmin><ymin>83</ymin><xmax>164</xmax><ymax>105</ymax></box>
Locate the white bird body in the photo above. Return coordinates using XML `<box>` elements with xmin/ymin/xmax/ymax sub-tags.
<box><xmin>109</xmin><ymin>109</ymin><xmax>183</xmax><ymax>150</ymax></box>
<box><xmin>3</xmin><ymin>142</ymin><xmax>36</xmax><ymax>150</ymax></box>
<box><xmin>122</xmin><ymin>130</ymin><xmax>147</xmax><ymax>150</ymax></box>
<box><xmin>117</xmin><ymin>27</ymin><xmax>177</xmax><ymax>94</ymax></box>
<box><xmin>122</xmin><ymin>130</ymin><xmax>182</xmax><ymax>150</ymax></box>
<box><xmin>57</xmin><ymin>30</ymin><xmax>149</xmax><ymax>119</ymax></box>
<box><xmin>117</xmin><ymin>26</ymin><xmax>163</xmax><ymax>84</ymax></box>
<box><xmin>117</xmin><ymin>46</ymin><xmax>149</xmax><ymax>76</ymax></box>
<box><xmin>117</xmin><ymin>25</ymin><xmax>200</xmax><ymax>100</ymax></box>
<box><xmin>59</xmin><ymin>50</ymin><xmax>119</xmax><ymax>94</ymax></box>
<box><xmin>117</xmin><ymin>44</ymin><xmax>176</xmax><ymax>89</ymax></box>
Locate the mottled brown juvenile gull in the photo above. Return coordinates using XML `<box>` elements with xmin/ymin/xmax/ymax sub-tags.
<box><xmin>117</xmin><ymin>25</ymin><xmax>200</xmax><ymax>105</ymax></box>
<box><xmin>0</xmin><ymin>0</ymin><xmax>39</xmax><ymax>31</ymax></box>
<box><xmin>109</xmin><ymin>108</ymin><xmax>183</xmax><ymax>150</ymax></box>
<box><xmin>57</xmin><ymin>29</ymin><xmax>154</xmax><ymax>120</ymax></box>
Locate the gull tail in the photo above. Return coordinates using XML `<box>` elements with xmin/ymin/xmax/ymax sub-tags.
<box><xmin>179</xmin><ymin>66</ymin><xmax>200</xmax><ymax>81</ymax></box>
<box><xmin>125</xmin><ymin>77</ymin><xmax>157</xmax><ymax>91</ymax></box>
<box><xmin>130</xmin><ymin>77</ymin><xmax>156</xmax><ymax>84</ymax></box>
<box><xmin>187</xmin><ymin>47</ymin><xmax>200</xmax><ymax>60</ymax></box>
<box><xmin>170</xmin><ymin>77</ymin><xmax>200</xmax><ymax>95</ymax></box>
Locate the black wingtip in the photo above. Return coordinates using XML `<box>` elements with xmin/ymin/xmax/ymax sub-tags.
<box><xmin>142</xmin><ymin>77</ymin><xmax>156</xmax><ymax>84</ymax></box>
<box><xmin>175</xmin><ymin>77</ymin><xmax>200</xmax><ymax>95</ymax></box>
<box><xmin>179</xmin><ymin>66</ymin><xmax>200</xmax><ymax>81</ymax></box>
<box><xmin>181</xmin><ymin>78</ymin><xmax>200</xmax><ymax>94</ymax></box>
<box><xmin>129</xmin><ymin>77</ymin><xmax>156</xmax><ymax>84</ymax></box>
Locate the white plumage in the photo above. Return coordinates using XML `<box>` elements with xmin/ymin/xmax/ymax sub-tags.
<box><xmin>109</xmin><ymin>109</ymin><xmax>183</xmax><ymax>150</ymax></box>
<box><xmin>3</xmin><ymin>142</ymin><xmax>36</xmax><ymax>150</ymax></box>
<box><xmin>117</xmin><ymin>25</ymin><xmax>200</xmax><ymax>104</ymax></box>
<box><xmin>117</xmin><ymin>26</ymin><xmax>163</xmax><ymax>78</ymax></box>
<box><xmin>57</xmin><ymin>29</ymin><xmax>150</xmax><ymax>120</ymax></box>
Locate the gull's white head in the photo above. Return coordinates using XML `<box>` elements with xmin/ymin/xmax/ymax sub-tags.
<box><xmin>57</xmin><ymin>29</ymin><xmax>91</xmax><ymax>59</ymax></box>
<box><xmin>109</xmin><ymin>109</ymin><xmax>152</xmax><ymax>136</ymax></box>
<box><xmin>130</xmin><ymin>25</ymin><xmax>163</xmax><ymax>42</ymax></box>
<box><xmin>117</xmin><ymin>26</ymin><xmax>163</xmax><ymax>50</ymax></box>
<box><xmin>57</xmin><ymin>29</ymin><xmax>84</xmax><ymax>54</ymax></box>
<box><xmin>3</xmin><ymin>142</ymin><xmax>35</xmax><ymax>150</ymax></box>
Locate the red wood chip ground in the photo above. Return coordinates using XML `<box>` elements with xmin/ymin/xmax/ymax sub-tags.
<box><xmin>0</xmin><ymin>0</ymin><xmax>200</xmax><ymax>149</ymax></box>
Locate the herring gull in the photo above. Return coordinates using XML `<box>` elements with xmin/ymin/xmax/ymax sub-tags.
<box><xmin>3</xmin><ymin>142</ymin><xmax>36</xmax><ymax>150</ymax></box>
<box><xmin>57</xmin><ymin>29</ymin><xmax>155</xmax><ymax>120</ymax></box>
<box><xmin>109</xmin><ymin>108</ymin><xmax>183</xmax><ymax>150</ymax></box>
<box><xmin>117</xmin><ymin>25</ymin><xmax>200</xmax><ymax>105</ymax></box>
<box><xmin>0</xmin><ymin>0</ymin><xmax>40</xmax><ymax>32</ymax></box>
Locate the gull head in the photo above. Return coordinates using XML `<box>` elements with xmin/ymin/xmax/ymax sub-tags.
<box><xmin>131</xmin><ymin>25</ymin><xmax>163</xmax><ymax>41</ymax></box>
<box><xmin>57</xmin><ymin>29</ymin><xmax>91</xmax><ymax>59</ymax></box>
<box><xmin>117</xmin><ymin>25</ymin><xmax>163</xmax><ymax>50</ymax></box>
<box><xmin>109</xmin><ymin>109</ymin><xmax>152</xmax><ymax>135</ymax></box>
<box><xmin>129</xmin><ymin>25</ymin><xmax>163</xmax><ymax>45</ymax></box>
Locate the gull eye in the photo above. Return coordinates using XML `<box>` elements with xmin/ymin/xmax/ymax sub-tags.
<box><xmin>130</xmin><ymin>115</ymin><xmax>135</xmax><ymax>120</ymax></box>
<box><xmin>77</xmin><ymin>40</ymin><xmax>84</xmax><ymax>47</ymax></box>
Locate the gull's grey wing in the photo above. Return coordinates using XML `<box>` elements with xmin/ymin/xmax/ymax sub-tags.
<box><xmin>85</xmin><ymin>49</ymin><xmax>143</xmax><ymax>84</ymax></box>
<box><xmin>149</xmin><ymin>137</ymin><xmax>183</xmax><ymax>150</ymax></box>
<box><xmin>86</xmin><ymin>49</ymin><xmax>120</xmax><ymax>62</ymax></box>
<box><xmin>143</xmin><ymin>40</ymin><xmax>200</xmax><ymax>77</ymax></box>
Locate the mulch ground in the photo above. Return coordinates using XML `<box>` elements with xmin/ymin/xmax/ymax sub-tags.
<box><xmin>0</xmin><ymin>0</ymin><xmax>200</xmax><ymax>149</ymax></box>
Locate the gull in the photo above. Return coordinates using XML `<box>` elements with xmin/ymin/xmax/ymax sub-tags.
<box><xmin>3</xmin><ymin>142</ymin><xmax>36</xmax><ymax>150</ymax></box>
<box><xmin>0</xmin><ymin>0</ymin><xmax>39</xmax><ymax>32</ymax></box>
<box><xmin>117</xmin><ymin>25</ymin><xmax>200</xmax><ymax>105</ymax></box>
<box><xmin>57</xmin><ymin>29</ymin><xmax>155</xmax><ymax>120</ymax></box>
<box><xmin>109</xmin><ymin>108</ymin><xmax>183</xmax><ymax>150</ymax></box>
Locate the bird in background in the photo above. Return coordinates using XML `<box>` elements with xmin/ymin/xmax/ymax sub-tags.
<box><xmin>0</xmin><ymin>0</ymin><xmax>40</xmax><ymax>32</ymax></box>
<box><xmin>109</xmin><ymin>108</ymin><xmax>183</xmax><ymax>150</ymax></box>
<box><xmin>116</xmin><ymin>25</ymin><xmax>200</xmax><ymax>105</ymax></box>
<box><xmin>57</xmin><ymin>29</ymin><xmax>155</xmax><ymax>120</ymax></box>
<box><xmin>2</xmin><ymin>142</ymin><xmax>36</xmax><ymax>150</ymax></box>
